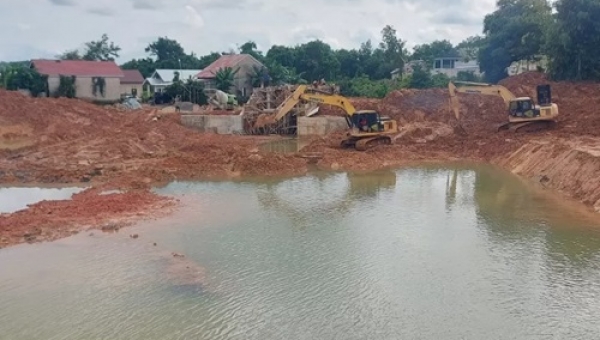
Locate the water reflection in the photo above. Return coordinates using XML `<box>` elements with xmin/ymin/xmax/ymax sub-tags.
<box><xmin>256</xmin><ymin>170</ymin><xmax>397</xmax><ymax>230</ymax></box>
<box><xmin>2</xmin><ymin>166</ymin><xmax>600</xmax><ymax>339</ymax></box>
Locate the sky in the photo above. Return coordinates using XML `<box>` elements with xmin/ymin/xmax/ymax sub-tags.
<box><xmin>0</xmin><ymin>0</ymin><xmax>497</xmax><ymax>63</ymax></box>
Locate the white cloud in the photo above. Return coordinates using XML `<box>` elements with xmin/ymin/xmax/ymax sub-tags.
<box><xmin>0</xmin><ymin>0</ymin><xmax>496</xmax><ymax>62</ymax></box>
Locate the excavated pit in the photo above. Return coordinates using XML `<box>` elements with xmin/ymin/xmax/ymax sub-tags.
<box><xmin>1</xmin><ymin>71</ymin><xmax>600</xmax><ymax>247</ymax></box>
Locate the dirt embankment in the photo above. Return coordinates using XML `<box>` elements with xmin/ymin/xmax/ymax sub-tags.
<box><xmin>305</xmin><ymin>72</ymin><xmax>600</xmax><ymax>211</ymax></box>
<box><xmin>0</xmin><ymin>91</ymin><xmax>306</xmax><ymax>247</ymax></box>
<box><xmin>1</xmin><ymin>71</ymin><xmax>600</xmax><ymax>247</ymax></box>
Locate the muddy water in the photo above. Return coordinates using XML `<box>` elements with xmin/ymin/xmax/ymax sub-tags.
<box><xmin>0</xmin><ymin>186</ymin><xmax>84</xmax><ymax>213</ymax></box>
<box><xmin>2</xmin><ymin>165</ymin><xmax>600</xmax><ymax>339</ymax></box>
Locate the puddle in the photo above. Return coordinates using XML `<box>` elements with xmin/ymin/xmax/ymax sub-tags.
<box><xmin>0</xmin><ymin>187</ymin><xmax>85</xmax><ymax>213</ymax></box>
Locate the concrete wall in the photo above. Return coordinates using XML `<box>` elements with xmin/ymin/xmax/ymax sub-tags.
<box><xmin>181</xmin><ymin>114</ymin><xmax>244</xmax><ymax>134</ymax></box>
<box><xmin>120</xmin><ymin>84</ymin><xmax>143</xmax><ymax>97</ymax></box>
<box><xmin>47</xmin><ymin>76</ymin><xmax>121</xmax><ymax>101</ymax></box>
<box><xmin>297</xmin><ymin>116</ymin><xmax>348</xmax><ymax>136</ymax></box>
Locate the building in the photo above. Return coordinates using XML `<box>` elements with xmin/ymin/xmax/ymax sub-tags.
<box><xmin>431</xmin><ymin>56</ymin><xmax>481</xmax><ymax>78</ymax></box>
<box><xmin>506</xmin><ymin>58</ymin><xmax>547</xmax><ymax>76</ymax></box>
<box><xmin>391</xmin><ymin>60</ymin><xmax>427</xmax><ymax>79</ymax></box>
<box><xmin>143</xmin><ymin>69</ymin><xmax>202</xmax><ymax>94</ymax></box>
<box><xmin>120</xmin><ymin>69</ymin><xmax>144</xmax><ymax>98</ymax></box>
<box><xmin>30</xmin><ymin>59</ymin><xmax>124</xmax><ymax>101</ymax></box>
<box><xmin>196</xmin><ymin>54</ymin><xmax>265</xmax><ymax>97</ymax></box>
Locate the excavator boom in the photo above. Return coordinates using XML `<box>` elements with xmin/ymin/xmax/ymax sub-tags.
<box><xmin>274</xmin><ymin>85</ymin><xmax>356</xmax><ymax>126</ymax></box>
<box><xmin>448</xmin><ymin>81</ymin><xmax>517</xmax><ymax>120</ymax></box>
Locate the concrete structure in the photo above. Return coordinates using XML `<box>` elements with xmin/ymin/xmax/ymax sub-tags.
<box><xmin>431</xmin><ymin>57</ymin><xmax>481</xmax><ymax>78</ymax></box>
<box><xmin>180</xmin><ymin>114</ymin><xmax>244</xmax><ymax>134</ymax></box>
<box><xmin>297</xmin><ymin>116</ymin><xmax>347</xmax><ymax>136</ymax></box>
<box><xmin>143</xmin><ymin>69</ymin><xmax>202</xmax><ymax>94</ymax></box>
<box><xmin>197</xmin><ymin>54</ymin><xmax>265</xmax><ymax>98</ymax></box>
<box><xmin>120</xmin><ymin>69</ymin><xmax>144</xmax><ymax>98</ymax></box>
<box><xmin>506</xmin><ymin>57</ymin><xmax>547</xmax><ymax>76</ymax></box>
<box><xmin>30</xmin><ymin>59</ymin><xmax>124</xmax><ymax>102</ymax></box>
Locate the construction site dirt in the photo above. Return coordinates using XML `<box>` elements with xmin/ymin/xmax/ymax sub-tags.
<box><xmin>1</xmin><ymin>71</ymin><xmax>600</xmax><ymax>248</ymax></box>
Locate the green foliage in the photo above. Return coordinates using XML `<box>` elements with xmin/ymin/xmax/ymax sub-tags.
<box><xmin>121</xmin><ymin>58</ymin><xmax>155</xmax><ymax>78</ymax></box>
<box><xmin>56</xmin><ymin>76</ymin><xmax>76</xmax><ymax>98</ymax></box>
<box><xmin>213</xmin><ymin>67</ymin><xmax>239</xmax><ymax>92</ymax></box>
<box><xmin>58</xmin><ymin>34</ymin><xmax>120</xmax><ymax>62</ymax></box>
<box><xmin>409</xmin><ymin>65</ymin><xmax>433</xmax><ymax>88</ymax></box>
<box><xmin>456</xmin><ymin>36</ymin><xmax>485</xmax><ymax>62</ymax></box>
<box><xmin>163</xmin><ymin>79</ymin><xmax>208</xmax><ymax>105</ymax></box>
<box><xmin>478</xmin><ymin>0</ymin><xmax>552</xmax><ymax>82</ymax></box>
<box><xmin>456</xmin><ymin>70</ymin><xmax>481</xmax><ymax>82</ymax></box>
<box><xmin>58</xmin><ymin>49</ymin><xmax>82</xmax><ymax>60</ymax></box>
<box><xmin>338</xmin><ymin>75</ymin><xmax>407</xmax><ymax>98</ymax></box>
<box><xmin>0</xmin><ymin>65</ymin><xmax>48</xmax><ymax>96</ymax></box>
<box><xmin>545</xmin><ymin>0</ymin><xmax>600</xmax><ymax>80</ymax></box>
<box><xmin>411</xmin><ymin>40</ymin><xmax>458</xmax><ymax>67</ymax></box>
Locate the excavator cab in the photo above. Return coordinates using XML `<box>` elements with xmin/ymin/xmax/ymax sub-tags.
<box><xmin>351</xmin><ymin>110</ymin><xmax>384</xmax><ymax>132</ymax></box>
<box><xmin>508</xmin><ymin>98</ymin><xmax>538</xmax><ymax>118</ymax></box>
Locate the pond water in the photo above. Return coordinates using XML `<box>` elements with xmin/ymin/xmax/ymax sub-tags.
<box><xmin>0</xmin><ymin>186</ymin><xmax>85</xmax><ymax>213</ymax></box>
<box><xmin>1</xmin><ymin>165</ymin><xmax>600</xmax><ymax>339</ymax></box>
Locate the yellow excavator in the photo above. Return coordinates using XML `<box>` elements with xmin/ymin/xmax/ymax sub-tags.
<box><xmin>448</xmin><ymin>81</ymin><xmax>559</xmax><ymax>132</ymax></box>
<box><xmin>274</xmin><ymin>85</ymin><xmax>398</xmax><ymax>151</ymax></box>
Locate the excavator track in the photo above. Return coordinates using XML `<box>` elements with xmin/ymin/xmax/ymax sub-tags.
<box><xmin>340</xmin><ymin>138</ymin><xmax>355</xmax><ymax>149</ymax></box>
<box><xmin>509</xmin><ymin>120</ymin><xmax>556</xmax><ymax>133</ymax></box>
<box><xmin>354</xmin><ymin>136</ymin><xmax>392</xmax><ymax>151</ymax></box>
<box><xmin>497</xmin><ymin>120</ymin><xmax>556</xmax><ymax>133</ymax></box>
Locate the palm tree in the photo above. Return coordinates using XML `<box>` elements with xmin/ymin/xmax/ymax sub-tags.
<box><xmin>213</xmin><ymin>67</ymin><xmax>239</xmax><ymax>92</ymax></box>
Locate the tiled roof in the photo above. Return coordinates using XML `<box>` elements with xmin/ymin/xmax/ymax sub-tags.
<box><xmin>121</xmin><ymin>69</ymin><xmax>144</xmax><ymax>84</ymax></box>
<box><xmin>197</xmin><ymin>54</ymin><xmax>260</xmax><ymax>79</ymax></box>
<box><xmin>31</xmin><ymin>59</ymin><xmax>124</xmax><ymax>77</ymax></box>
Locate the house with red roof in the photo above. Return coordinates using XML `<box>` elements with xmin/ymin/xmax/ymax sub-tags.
<box><xmin>30</xmin><ymin>59</ymin><xmax>124</xmax><ymax>102</ymax></box>
<box><xmin>120</xmin><ymin>69</ymin><xmax>144</xmax><ymax>98</ymax></box>
<box><xmin>196</xmin><ymin>54</ymin><xmax>265</xmax><ymax>98</ymax></box>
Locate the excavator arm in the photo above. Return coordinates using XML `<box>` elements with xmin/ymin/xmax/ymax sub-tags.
<box><xmin>448</xmin><ymin>81</ymin><xmax>517</xmax><ymax>120</ymax></box>
<box><xmin>274</xmin><ymin>85</ymin><xmax>356</xmax><ymax>127</ymax></box>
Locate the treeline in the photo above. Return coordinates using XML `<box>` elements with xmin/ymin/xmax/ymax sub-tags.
<box><xmin>1</xmin><ymin>0</ymin><xmax>599</xmax><ymax>99</ymax></box>
<box><xmin>480</xmin><ymin>0</ymin><xmax>600</xmax><ymax>82</ymax></box>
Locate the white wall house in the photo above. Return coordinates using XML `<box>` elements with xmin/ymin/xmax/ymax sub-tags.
<box><xmin>431</xmin><ymin>57</ymin><xmax>481</xmax><ymax>78</ymax></box>
<box><xmin>143</xmin><ymin>69</ymin><xmax>202</xmax><ymax>94</ymax></box>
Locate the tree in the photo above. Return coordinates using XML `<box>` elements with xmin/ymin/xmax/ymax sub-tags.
<box><xmin>379</xmin><ymin>25</ymin><xmax>407</xmax><ymax>78</ymax></box>
<box><xmin>58</xmin><ymin>49</ymin><xmax>82</xmax><ymax>60</ymax></box>
<box><xmin>238</xmin><ymin>41</ymin><xmax>264</xmax><ymax>62</ymax></box>
<box><xmin>409</xmin><ymin>65</ymin><xmax>432</xmax><ymax>88</ymax></box>
<box><xmin>213</xmin><ymin>67</ymin><xmax>239</xmax><ymax>92</ymax></box>
<box><xmin>145</xmin><ymin>37</ymin><xmax>186</xmax><ymax>62</ymax></box>
<box><xmin>545</xmin><ymin>0</ymin><xmax>600</xmax><ymax>80</ymax></box>
<box><xmin>456</xmin><ymin>36</ymin><xmax>485</xmax><ymax>62</ymax></box>
<box><xmin>83</xmin><ymin>34</ymin><xmax>121</xmax><ymax>61</ymax></box>
<box><xmin>411</xmin><ymin>40</ymin><xmax>459</xmax><ymax>68</ymax></box>
<box><xmin>294</xmin><ymin>40</ymin><xmax>340</xmax><ymax>81</ymax></box>
<box><xmin>478</xmin><ymin>0</ymin><xmax>552</xmax><ymax>83</ymax></box>
<box><xmin>0</xmin><ymin>66</ymin><xmax>47</xmax><ymax>96</ymax></box>
<box><xmin>121</xmin><ymin>58</ymin><xmax>155</xmax><ymax>78</ymax></box>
